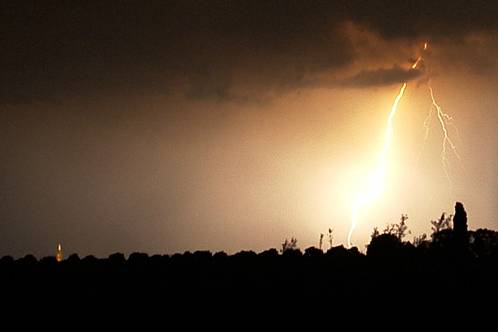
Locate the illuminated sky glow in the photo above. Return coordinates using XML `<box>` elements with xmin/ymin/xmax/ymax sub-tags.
<box><xmin>0</xmin><ymin>2</ymin><xmax>497</xmax><ymax>257</ymax></box>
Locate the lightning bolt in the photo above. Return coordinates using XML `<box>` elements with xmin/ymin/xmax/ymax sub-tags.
<box><xmin>423</xmin><ymin>105</ymin><xmax>434</xmax><ymax>142</ymax></box>
<box><xmin>412</xmin><ymin>56</ymin><xmax>423</xmax><ymax>69</ymax></box>
<box><xmin>428</xmin><ymin>85</ymin><xmax>461</xmax><ymax>187</ymax></box>
<box><xmin>347</xmin><ymin>41</ymin><xmax>463</xmax><ymax>248</ymax></box>
<box><xmin>348</xmin><ymin>83</ymin><xmax>407</xmax><ymax>248</ymax></box>
<box><xmin>347</xmin><ymin>43</ymin><xmax>425</xmax><ymax>248</ymax></box>
<box><xmin>415</xmin><ymin>103</ymin><xmax>434</xmax><ymax>164</ymax></box>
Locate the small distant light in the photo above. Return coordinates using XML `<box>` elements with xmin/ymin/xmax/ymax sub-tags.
<box><xmin>56</xmin><ymin>244</ymin><xmax>63</xmax><ymax>262</ymax></box>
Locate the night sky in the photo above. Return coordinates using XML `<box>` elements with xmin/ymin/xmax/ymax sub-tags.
<box><xmin>1</xmin><ymin>1</ymin><xmax>497</xmax><ymax>257</ymax></box>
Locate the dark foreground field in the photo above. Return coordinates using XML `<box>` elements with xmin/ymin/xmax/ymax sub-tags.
<box><xmin>2</xmin><ymin>238</ymin><xmax>498</xmax><ymax>317</ymax></box>
<box><xmin>2</xmin><ymin>204</ymin><xmax>497</xmax><ymax>323</ymax></box>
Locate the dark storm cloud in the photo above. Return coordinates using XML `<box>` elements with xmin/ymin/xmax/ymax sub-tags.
<box><xmin>1</xmin><ymin>0</ymin><xmax>497</xmax><ymax>104</ymax></box>
<box><xmin>345</xmin><ymin>0</ymin><xmax>498</xmax><ymax>40</ymax></box>
<box><xmin>340</xmin><ymin>66</ymin><xmax>423</xmax><ymax>88</ymax></box>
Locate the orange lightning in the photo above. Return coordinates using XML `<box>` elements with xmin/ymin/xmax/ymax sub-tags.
<box><xmin>347</xmin><ymin>42</ymin><xmax>427</xmax><ymax>248</ymax></box>
<box><xmin>412</xmin><ymin>56</ymin><xmax>423</xmax><ymax>69</ymax></box>
<box><xmin>348</xmin><ymin>83</ymin><xmax>407</xmax><ymax>248</ymax></box>
<box><xmin>347</xmin><ymin>41</ymin><xmax>463</xmax><ymax>247</ymax></box>
<box><xmin>410</xmin><ymin>42</ymin><xmax>427</xmax><ymax>69</ymax></box>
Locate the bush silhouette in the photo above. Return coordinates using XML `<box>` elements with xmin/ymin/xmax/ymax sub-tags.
<box><xmin>367</xmin><ymin>233</ymin><xmax>402</xmax><ymax>257</ymax></box>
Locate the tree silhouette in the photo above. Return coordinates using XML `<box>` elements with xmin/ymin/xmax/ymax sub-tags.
<box><xmin>413</xmin><ymin>233</ymin><xmax>428</xmax><ymax>247</ymax></box>
<box><xmin>281</xmin><ymin>237</ymin><xmax>298</xmax><ymax>253</ymax></box>
<box><xmin>453</xmin><ymin>202</ymin><xmax>469</xmax><ymax>249</ymax></box>
<box><xmin>328</xmin><ymin>228</ymin><xmax>334</xmax><ymax>249</ymax></box>
<box><xmin>378</xmin><ymin>214</ymin><xmax>410</xmax><ymax>241</ymax></box>
<box><xmin>304</xmin><ymin>246</ymin><xmax>323</xmax><ymax>257</ymax></box>
<box><xmin>371</xmin><ymin>227</ymin><xmax>380</xmax><ymax>240</ymax></box>
<box><xmin>430</xmin><ymin>213</ymin><xmax>452</xmax><ymax>236</ymax></box>
<box><xmin>394</xmin><ymin>214</ymin><xmax>410</xmax><ymax>240</ymax></box>
<box><xmin>453</xmin><ymin>202</ymin><xmax>468</xmax><ymax>235</ymax></box>
<box><xmin>366</xmin><ymin>233</ymin><xmax>402</xmax><ymax>257</ymax></box>
<box><xmin>471</xmin><ymin>229</ymin><xmax>498</xmax><ymax>257</ymax></box>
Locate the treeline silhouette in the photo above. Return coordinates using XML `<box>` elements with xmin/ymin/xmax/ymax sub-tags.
<box><xmin>1</xmin><ymin>202</ymin><xmax>497</xmax><ymax>318</ymax></box>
